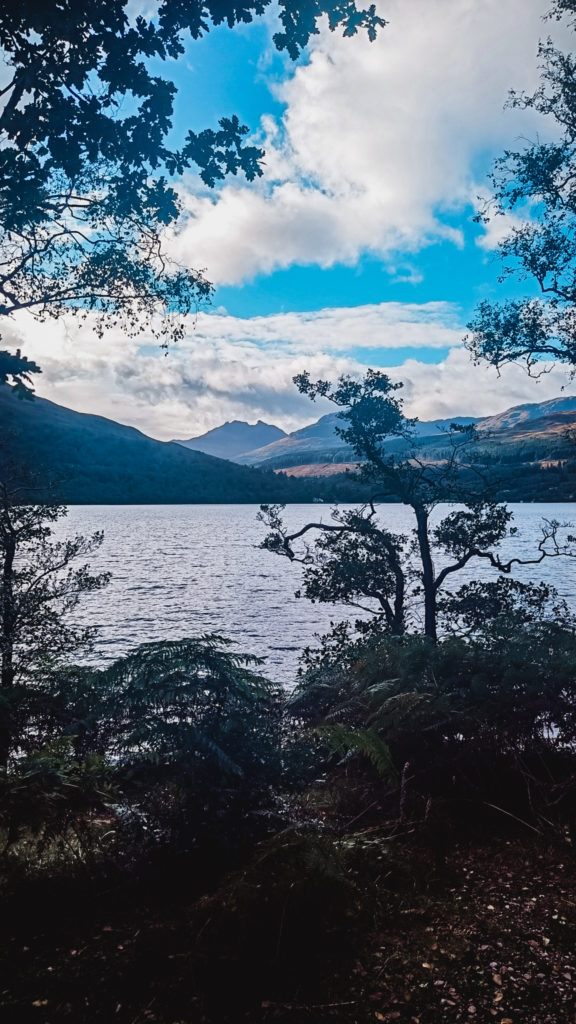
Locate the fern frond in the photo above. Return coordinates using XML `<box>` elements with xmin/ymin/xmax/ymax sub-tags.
<box><xmin>368</xmin><ymin>692</ymin><xmax>431</xmax><ymax>730</ymax></box>
<box><xmin>318</xmin><ymin>724</ymin><xmax>396</xmax><ymax>780</ymax></box>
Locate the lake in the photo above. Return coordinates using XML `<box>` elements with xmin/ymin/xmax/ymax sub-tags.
<box><xmin>59</xmin><ymin>503</ymin><xmax>576</xmax><ymax>685</ymax></box>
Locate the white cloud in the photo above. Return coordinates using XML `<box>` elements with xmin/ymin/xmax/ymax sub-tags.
<box><xmin>6</xmin><ymin>303</ymin><xmax>572</xmax><ymax>441</ymax></box>
<box><xmin>391</xmin><ymin>348</ymin><xmax>572</xmax><ymax>421</ymax></box>
<box><xmin>168</xmin><ymin>0</ymin><xmax>562</xmax><ymax>284</ymax></box>
<box><xmin>187</xmin><ymin>301</ymin><xmax>462</xmax><ymax>352</ymax></box>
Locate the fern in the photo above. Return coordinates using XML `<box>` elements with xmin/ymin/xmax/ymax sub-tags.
<box><xmin>319</xmin><ymin>724</ymin><xmax>396</xmax><ymax>780</ymax></box>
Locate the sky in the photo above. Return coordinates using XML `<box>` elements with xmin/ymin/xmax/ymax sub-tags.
<box><xmin>6</xmin><ymin>0</ymin><xmax>576</xmax><ymax>439</ymax></box>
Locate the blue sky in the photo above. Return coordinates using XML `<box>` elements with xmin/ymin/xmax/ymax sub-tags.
<box><xmin>10</xmin><ymin>0</ymin><xmax>575</xmax><ymax>438</ymax></box>
<box><xmin>160</xmin><ymin>20</ymin><xmax>534</xmax><ymax>328</ymax></box>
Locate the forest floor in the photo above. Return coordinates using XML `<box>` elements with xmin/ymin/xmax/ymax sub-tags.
<box><xmin>1</xmin><ymin>836</ymin><xmax>576</xmax><ymax>1024</ymax></box>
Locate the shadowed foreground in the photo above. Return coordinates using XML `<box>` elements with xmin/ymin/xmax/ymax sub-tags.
<box><xmin>1</xmin><ymin>838</ymin><xmax>575</xmax><ymax>1023</ymax></box>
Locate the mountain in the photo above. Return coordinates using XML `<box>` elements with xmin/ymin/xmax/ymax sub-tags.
<box><xmin>1</xmin><ymin>388</ymin><xmax>311</xmax><ymax>504</ymax></box>
<box><xmin>290</xmin><ymin>412</ymin><xmax>342</xmax><ymax>441</ymax></box>
<box><xmin>234</xmin><ymin>396</ymin><xmax>576</xmax><ymax>471</ymax></box>
<box><xmin>174</xmin><ymin>420</ymin><xmax>287</xmax><ymax>460</ymax></box>
<box><xmin>236</xmin><ymin>412</ymin><xmax>481</xmax><ymax>469</ymax></box>
<box><xmin>479</xmin><ymin>395</ymin><xmax>576</xmax><ymax>433</ymax></box>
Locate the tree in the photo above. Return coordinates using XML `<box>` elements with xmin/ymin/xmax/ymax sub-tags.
<box><xmin>0</xmin><ymin>473</ymin><xmax>109</xmax><ymax>764</ymax></box>
<box><xmin>466</xmin><ymin>0</ymin><xmax>576</xmax><ymax>373</ymax></box>
<box><xmin>0</xmin><ymin>349</ymin><xmax>40</xmax><ymax>397</ymax></box>
<box><xmin>259</xmin><ymin>370</ymin><xmax>575</xmax><ymax>646</ymax></box>
<box><xmin>0</xmin><ymin>0</ymin><xmax>385</xmax><ymax>347</ymax></box>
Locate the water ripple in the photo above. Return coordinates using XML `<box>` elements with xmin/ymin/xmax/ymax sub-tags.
<box><xmin>56</xmin><ymin>503</ymin><xmax>576</xmax><ymax>685</ymax></box>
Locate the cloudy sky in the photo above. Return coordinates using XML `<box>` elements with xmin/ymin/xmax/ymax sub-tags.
<box><xmin>6</xmin><ymin>0</ymin><xmax>575</xmax><ymax>438</ymax></box>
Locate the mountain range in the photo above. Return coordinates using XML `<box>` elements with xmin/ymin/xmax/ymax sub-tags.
<box><xmin>3</xmin><ymin>386</ymin><xmax>576</xmax><ymax>503</ymax></box>
<box><xmin>175</xmin><ymin>395</ymin><xmax>576</xmax><ymax>472</ymax></box>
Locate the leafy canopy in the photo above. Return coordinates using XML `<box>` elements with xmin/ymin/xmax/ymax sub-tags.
<box><xmin>0</xmin><ymin>0</ymin><xmax>384</xmax><ymax>342</ymax></box>
<box><xmin>0</xmin><ymin>349</ymin><xmax>40</xmax><ymax>398</ymax></box>
<box><xmin>466</xmin><ymin>0</ymin><xmax>576</xmax><ymax>372</ymax></box>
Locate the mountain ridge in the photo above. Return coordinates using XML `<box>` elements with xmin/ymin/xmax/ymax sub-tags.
<box><xmin>233</xmin><ymin>396</ymin><xmax>576</xmax><ymax>469</ymax></box>
<box><xmin>174</xmin><ymin>419</ymin><xmax>286</xmax><ymax>460</ymax></box>
<box><xmin>3</xmin><ymin>386</ymin><xmax>576</xmax><ymax>503</ymax></box>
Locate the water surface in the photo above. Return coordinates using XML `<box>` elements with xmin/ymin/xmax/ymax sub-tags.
<box><xmin>59</xmin><ymin>503</ymin><xmax>576</xmax><ymax>684</ymax></box>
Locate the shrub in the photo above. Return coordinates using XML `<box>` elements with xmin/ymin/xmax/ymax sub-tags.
<box><xmin>3</xmin><ymin>636</ymin><xmax>284</xmax><ymax>867</ymax></box>
<box><xmin>289</xmin><ymin>623</ymin><xmax>576</xmax><ymax>832</ymax></box>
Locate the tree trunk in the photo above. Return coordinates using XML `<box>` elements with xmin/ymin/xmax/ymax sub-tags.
<box><xmin>381</xmin><ymin>533</ymin><xmax>406</xmax><ymax>635</ymax></box>
<box><xmin>0</xmin><ymin>529</ymin><xmax>16</xmax><ymax>766</ymax></box>
<box><xmin>1</xmin><ymin>530</ymin><xmax>15</xmax><ymax>687</ymax></box>
<box><xmin>414</xmin><ymin>504</ymin><xmax>437</xmax><ymax>642</ymax></box>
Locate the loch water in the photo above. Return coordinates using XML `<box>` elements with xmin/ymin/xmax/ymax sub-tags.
<box><xmin>59</xmin><ymin>503</ymin><xmax>576</xmax><ymax>685</ymax></box>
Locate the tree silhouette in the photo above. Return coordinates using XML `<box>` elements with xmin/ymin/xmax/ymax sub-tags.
<box><xmin>0</xmin><ymin>471</ymin><xmax>109</xmax><ymax>764</ymax></box>
<box><xmin>0</xmin><ymin>0</ymin><xmax>385</xmax><ymax>342</ymax></box>
<box><xmin>260</xmin><ymin>370</ymin><xmax>575</xmax><ymax>643</ymax></box>
<box><xmin>466</xmin><ymin>0</ymin><xmax>576</xmax><ymax>373</ymax></box>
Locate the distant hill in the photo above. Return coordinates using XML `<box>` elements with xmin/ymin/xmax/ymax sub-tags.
<box><xmin>479</xmin><ymin>396</ymin><xmax>576</xmax><ymax>433</ymax></box>
<box><xmin>1</xmin><ymin>388</ymin><xmax>312</xmax><ymax>504</ymax></box>
<box><xmin>174</xmin><ymin>420</ymin><xmax>286</xmax><ymax>460</ymax></box>
<box><xmin>489</xmin><ymin>410</ymin><xmax>576</xmax><ymax>442</ymax></box>
<box><xmin>234</xmin><ymin>396</ymin><xmax>576</xmax><ymax>471</ymax></box>
<box><xmin>236</xmin><ymin>412</ymin><xmax>481</xmax><ymax>469</ymax></box>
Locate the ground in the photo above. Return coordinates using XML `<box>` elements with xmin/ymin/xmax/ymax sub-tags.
<box><xmin>1</xmin><ymin>837</ymin><xmax>575</xmax><ymax>1023</ymax></box>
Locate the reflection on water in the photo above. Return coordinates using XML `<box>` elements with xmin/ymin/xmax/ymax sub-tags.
<box><xmin>57</xmin><ymin>503</ymin><xmax>576</xmax><ymax>684</ymax></box>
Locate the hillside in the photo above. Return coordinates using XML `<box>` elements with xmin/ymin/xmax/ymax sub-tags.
<box><xmin>479</xmin><ymin>395</ymin><xmax>576</xmax><ymax>432</ymax></box>
<box><xmin>235</xmin><ymin>396</ymin><xmax>576</xmax><ymax>474</ymax></box>
<box><xmin>1</xmin><ymin>388</ymin><xmax>315</xmax><ymax>504</ymax></box>
<box><xmin>271</xmin><ymin>405</ymin><xmax>576</xmax><ymax>501</ymax></box>
<box><xmin>237</xmin><ymin>413</ymin><xmax>481</xmax><ymax>468</ymax></box>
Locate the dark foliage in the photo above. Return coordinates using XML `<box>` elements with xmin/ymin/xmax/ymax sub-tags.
<box><xmin>0</xmin><ymin>486</ymin><xmax>109</xmax><ymax>674</ymax></box>
<box><xmin>290</xmin><ymin>623</ymin><xmax>576</xmax><ymax>833</ymax></box>
<box><xmin>0</xmin><ymin>348</ymin><xmax>41</xmax><ymax>397</ymax></box>
<box><xmin>1</xmin><ymin>636</ymin><xmax>283</xmax><ymax>869</ymax></box>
